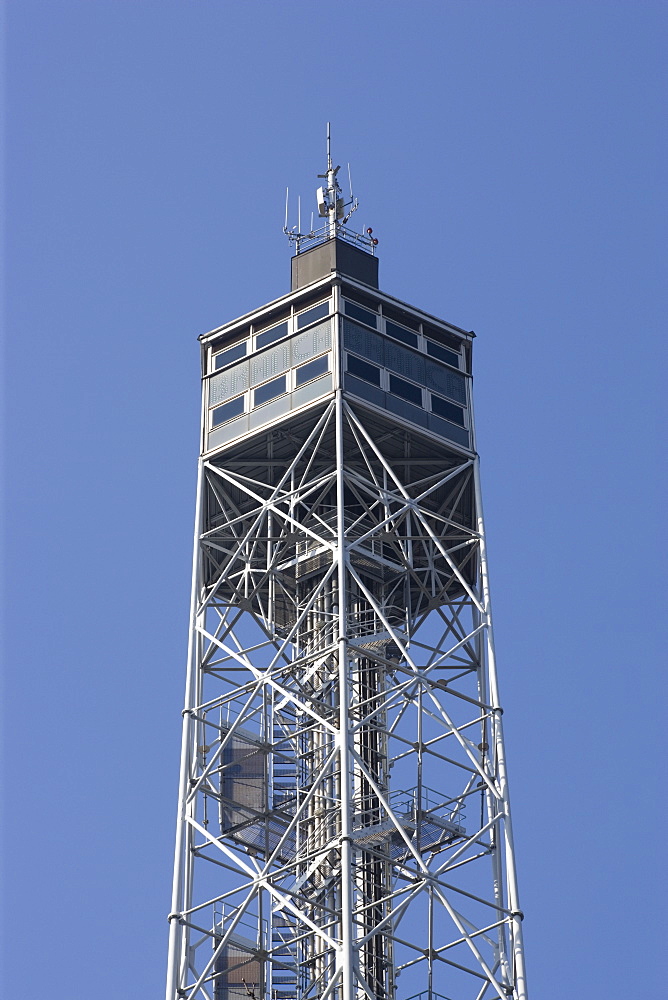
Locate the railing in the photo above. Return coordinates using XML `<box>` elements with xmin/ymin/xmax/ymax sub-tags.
<box><xmin>286</xmin><ymin>221</ymin><xmax>377</xmax><ymax>255</ymax></box>
<box><xmin>404</xmin><ymin>992</ymin><xmax>455</xmax><ymax>1000</ymax></box>
<box><xmin>214</xmin><ymin>903</ymin><xmax>266</xmax><ymax>948</ymax></box>
<box><xmin>390</xmin><ymin>785</ymin><xmax>466</xmax><ymax>828</ymax></box>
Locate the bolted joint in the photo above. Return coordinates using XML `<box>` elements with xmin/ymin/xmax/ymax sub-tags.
<box><xmin>182</xmin><ymin>707</ymin><xmax>196</xmax><ymax>718</ymax></box>
<box><xmin>511</xmin><ymin>909</ymin><xmax>525</xmax><ymax>921</ymax></box>
<box><xmin>167</xmin><ymin>911</ymin><xmax>184</xmax><ymax>923</ymax></box>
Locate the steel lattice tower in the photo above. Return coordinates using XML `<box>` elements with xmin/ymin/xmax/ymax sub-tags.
<box><xmin>167</xmin><ymin>139</ymin><xmax>528</xmax><ymax>1000</ymax></box>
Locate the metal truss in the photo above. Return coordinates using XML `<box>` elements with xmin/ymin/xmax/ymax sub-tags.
<box><xmin>167</xmin><ymin>393</ymin><xmax>527</xmax><ymax>1000</ymax></box>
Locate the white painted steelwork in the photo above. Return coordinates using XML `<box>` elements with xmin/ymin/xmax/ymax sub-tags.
<box><xmin>167</xmin><ymin>163</ymin><xmax>527</xmax><ymax>1000</ymax></box>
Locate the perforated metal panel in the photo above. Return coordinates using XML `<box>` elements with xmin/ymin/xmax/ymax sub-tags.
<box><xmin>210</xmin><ymin>361</ymin><xmax>250</xmax><ymax>405</ymax></box>
<box><xmin>250</xmin><ymin>344</ymin><xmax>291</xmax><ymax>386</ymax></box>
<box><xmin>425</xmin><ymin>361</ymin><xmax>467</xmax><ymax>404</ymax></box>
<box><xmin>210</xmin><ymin>321</ymin><xmax>332</xmax><ymax>406</ymax></box>
<box><xmin>384</xmin><ymin>340</ymin><xmax>425</xmax><ymax>385</ymax></box>
<box><xmin>343</xmin><ymin>318</ymin><xmax>384</xmax><ymax>364</ymax></box>
<box><xmin>292</xmin><ymin>319</ymin><xmax>332</xmax><ymax>363</ymax></box>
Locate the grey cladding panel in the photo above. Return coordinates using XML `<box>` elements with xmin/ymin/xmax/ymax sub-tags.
<box><xmin>207</xmin><ymin>414</ymin><xmax>249</xmax><ymax>448</ymax></box>
<box><xmin>210</xmin><ymin>321</ymin><xmax>331</xmax><ymax>401</ymax></box>
<box><xmin>292</xmin><ymin>373</ymin><xmax>332</xmax><ymax>408</ymax></box>
<box><xmin>343</xmin><ymin>319</ymin><xmax>384</xmax><ymax>364</ymax></box>
<box><xmin>425</xmin><ymin>362</ymin><xmax>467</xmax><ymax>404</ymax></box>
<box><xmin>291</xmin><ymin>238</ymin><xmax>379</xmax><ymax>290</ymax></box>
<box><xmin>429</xmin><ymin>414</ymin><xmax>470</xmax><ymax>448</ymax></box>
<box><xmin>249</xmin><ymin>394</ymin><xmax>291</xmax><ymax>429</ymax></box>
<box><xmin>385</xmin><ymin>395</ymin><xmax>429</xmax><ymax>428</ymax></box>
<box><xmin>344</xmin><ymin>374</ymin><xmax>386</xmax><ymax>408</ymax></box>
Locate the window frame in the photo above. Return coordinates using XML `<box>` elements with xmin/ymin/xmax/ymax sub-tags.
<box><xmin>388</xmin><ymin>372</ymin><xmax>424</xmax><ymax>407</ymax></box>
<box><xmin>253</xmin><ymin>374</ymin><xmax>287</xmax><ymax>407</ymax></box>
<box><xmin>212</xmin><ymin>340</ymin><xmax>249</xmax><ymax>372</ymax></box>
<box><xmin>346</xmin><ymin>353</ymin><xmax>382</xmax><ymax>386</ymax></box>
<box><xmin>296</xmin><ymin>301</ymin><xmax>330</xmax><ymax>331</ymax></box>
<box><xmin>430</xmin><ymin>392</ymin><xmax>467</xmax><ymax>427</ymax></box>
<box><xmin>294</xmin><ymin>353</ymin><xmax>330</xmax><ymax>387</ymax></box>
<box><xmin>255</xmin><ymin>321</ymin><xmax>289</xmax><ymax>351</ymax></box>
<box><xmin>210</xmin><ymin>394</ymin><xmax>246</xmax><ymax>428</ymax></box>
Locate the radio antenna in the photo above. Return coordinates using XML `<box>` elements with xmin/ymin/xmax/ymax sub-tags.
<box><xmin>283</xmin><ymin>122</ymin><xmax>369</xmax><ymax>251</ymax></box>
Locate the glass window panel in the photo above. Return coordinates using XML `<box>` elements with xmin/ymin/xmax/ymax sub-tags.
<box><xmin>214</xmin><ymin>341</ymin><xmax>247</xmax><ymax>370</ymax></box>
<box><xmin>426</xmin><ymin>340</ymin><xmax>460</xmax><ymax>368</ymax></box>
<box><xmin>295</xmin><ymin>355</ymin><xmax>328</xmax><ymax>386</ymax></box>
<box><xmin>297</xmin><ymin>301</ymin><xmax>329</xmax><ymax>329</ymax></box>
<box><xmin>431</xmin><ymin>394</ymin><xmax>465</xmax><ymax>426</ymax></box>
<box><xmin>344</xmin><ymin>300</ymin><xmax>378</xmax><ymax>328</ymax></box>
<box><xmin>254</xmin><ymin>375</ymin><xmax>286</xmax><ymax>406</ymax></box>
<box><xmin>389</xmin><ymin>374</ymin><xmax>423</xmax><ymax>406</ymax></box>
<box><xmin>212</xmin><ymin>395</ymin><xmax>245</xmax><ymax>427</ymax></box>
<box><xmin>256</xmin><ymin>322</ymin><xmax>289</xmax><ymax>349</ymax></box>
<box><xmin>385</xmin><ymin>320</ymin><xmax>418</xmax><ymax>347</ymax></box>
<box><xmin>347</xmin><ymin>354</ymin><xmax>381</xmax><ymax>386</ymax></box>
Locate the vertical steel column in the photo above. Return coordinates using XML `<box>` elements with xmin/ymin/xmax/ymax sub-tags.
<box><xmin>335</xmin><ymin>385</ymin><xmax>356</xmax><ymax>1000</ymax></box>
<box><xmin>473</xmin><ymin>459</ymin><xmax>528</xmax><ymax>1000</ymax></box>
<box><xmin>166</xmin><ymin>457</ymin><xmax>205</xmax><ymax>1000</ymax></box>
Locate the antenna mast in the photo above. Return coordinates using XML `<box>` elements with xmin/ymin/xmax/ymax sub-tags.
<box><xmin>284</xmin><ymin>124</ymin><xmax>366</xmax><ymax>254</ymax></box>
<box><xmin>318</xmin><ymin>121</ymin><xmax>344</xmax><ymax>239</ymax></box>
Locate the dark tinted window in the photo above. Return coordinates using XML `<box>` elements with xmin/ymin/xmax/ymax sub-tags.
<box><xmin>297</xmin><ymin>302</ymin><xmax>329</xmax><ymax>329</ymax></box>
<box><xmin>385</xmin><ymin>320</ymin><xmax>418</xmax><ymax>347</ymax></box>
<box><xmin>254</xmin><ymin>375</ymin><xmax>286</xmax><ymax>406</ymax></box>
<box><xmin>256</xmin><ymin>322</ymin><xmax>289</xmax><ymax>349</ymax></box>
<box><xmin>431</xmin><ymin>394</ymin><xmax>465</xmax><ymax>426</ymax></box>
<box><xmin>389</xmin><ymin>374</ymin><xmax>422</xmax><ymax>406</ymax></box>
<box><xmin>347</xmin><ymin>354</ymin><xmax>381</xmax><ymax>386</ymax></box>
<box><xmin>344</xmin><ymin>301</ymin><xmax>378</xmax><ymax>328</ymax></box>
<box><xmin>295</xmin><ymin>355</ymin><xmax>328</xmax><ymax>386</ymax></box>
<box><xmin>426</xmin><ymin>340</ymin><xmax>459</xmax><ymax>368</ymax></box>
<box><xmin>212</xmin><ymin>395</ymin><xmax>245</xmax><ymax>426</ymax></box>
<box><xmin>214</xmin><ymin>342</ymin><xmax>247</xmax><ymax>370</ymax></box>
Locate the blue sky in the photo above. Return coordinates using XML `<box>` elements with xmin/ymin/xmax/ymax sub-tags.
<box><xmin>3</xmin><ymin>1</ymin><xmax>666</xmax><ymax>997</ymax></box>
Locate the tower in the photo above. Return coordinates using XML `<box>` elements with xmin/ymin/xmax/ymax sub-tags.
<box><xmin>166</xmin><ymin>134</ymin><xmax>528</xmax><ymax>1000</ymax></box>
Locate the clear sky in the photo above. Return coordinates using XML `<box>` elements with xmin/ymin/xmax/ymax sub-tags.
<box><xmin>3</xmin><ymin>1</ymin><xmax>666</xmax><ymax>997</ymax></box>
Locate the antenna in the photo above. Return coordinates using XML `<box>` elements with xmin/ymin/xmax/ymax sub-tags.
<box><xmin>282</xmin><ymin>124</ymin><xmax>371</xmax><ymax>252</ymax></box>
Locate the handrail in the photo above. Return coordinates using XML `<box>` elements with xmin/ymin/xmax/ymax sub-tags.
<box><xmin>286</xmin><ymin>222</ymin><xmax>377</xmax><ymax>256</ymax></box>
